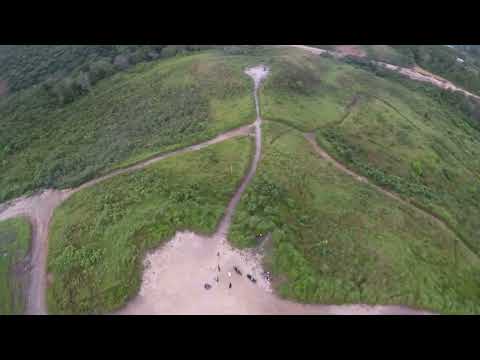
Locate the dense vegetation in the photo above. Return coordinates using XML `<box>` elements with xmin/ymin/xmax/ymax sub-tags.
<box><xmin>47</xmin><ymin>137</ymin><xmax>252</xmax><ymax>314</ymax></box>
<box><xmin>229</xmin><ymin>121</ymin><xmax>480</xmax><ymax>314</ymax></box>
<box><xmin>0</xmin><ymin>218</ymin><xmax>31</xmax><ymax>315</ymax></box>
<box><xmin>0</xmin><ymin>45</ymin><xmax>211</xmax><ymax>98</ymax></box>
<box><xmin>0</xmin><ymin>50</ymin><xmax>256</xmax><ymax>203</ymax></box>
<box><xmin>260</xmin><ymin>47</ymin><xmax>480</xmax><ymax>257</ymax></box>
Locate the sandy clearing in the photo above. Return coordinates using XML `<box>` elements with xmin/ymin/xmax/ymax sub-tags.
<box><xmin>116</xmin><ymin>231</ymin><xmax>432</xmax><ymax>315</ymax></box>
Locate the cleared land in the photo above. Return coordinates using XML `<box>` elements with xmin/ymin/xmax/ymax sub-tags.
<box><xmin>0</xmin><ymin>217</ymin><xmax>31</xmax><ymax>314</ymax></box>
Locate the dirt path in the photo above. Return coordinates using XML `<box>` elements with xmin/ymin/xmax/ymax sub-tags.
<box><xmin>286</xmin><ymin>45</ymin><xmax>480</xmax><ymax>101</ymax></box>
<box><xmin>304</xmin><ymin>132</ymin><xmax>468</xmax><ymax>258</ymax></box>
<box><xmin>0</xmin><ymin>190</ymin><xmax>70</xmax><ymax>314</ymax></box>
<box><xmin>0</xmin><ymin>124</ymin><xmax>254</xmax><ymax>315</ymax></box>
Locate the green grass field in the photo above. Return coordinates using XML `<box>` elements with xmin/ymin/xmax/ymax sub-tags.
<box><xmin>47</xmin><ymin>136</ymin><xmax>253</xmax><ymax>314</ymax></box>
<box><xmin>229</xmin><ymin>121</ymin><xmax>480</xmax><ymax>314</ymax></box>
<box><xmin>0</xmin><ymin>50</ymin><xmax>257</xmax><ymax>203</ymax></box>
<box><xmin>0</xmin><ymin>217</ymin><xmax>31</xmax><ymax>315</ymax></box>
<box><xmin>260</xmin><ymin>47</ymin><xmax>480</xmax><ymax>258</ymax></box>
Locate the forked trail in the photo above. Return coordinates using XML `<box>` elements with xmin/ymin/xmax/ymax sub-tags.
<box><xmin>1</xmin><ymin>61</ymin><xmax>440</xmax><ymax>315</ymax></box>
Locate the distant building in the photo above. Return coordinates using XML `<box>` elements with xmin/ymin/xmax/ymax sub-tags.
<box><xmin>456</xmin><ymin>57</ymin><xmax>465</xmax><ymax>64</ymax></box>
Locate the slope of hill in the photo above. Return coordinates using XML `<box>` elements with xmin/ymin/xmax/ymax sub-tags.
<box><xmin>0</xmin><ymin>45</ymin><xmax>211</xmax><ymax>96</ymax></box>
<box><xmin>0</xmin><ymin>49</ymin><xmax>258</xmax><ymax>203</ymax></box>
<box><xmin>2</xmin><ymin>45</ymin><xmax>480</xmax><ymax>315</ymax></box>
<box><xmin>230</xmin><ymin>121</ymin><xmax>480</xmax><ymax>314</ymax></box>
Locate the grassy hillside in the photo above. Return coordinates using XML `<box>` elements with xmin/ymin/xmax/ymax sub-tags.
<box><xmin>0</xmin><ymin>218</ymin><xmax>31</xmax><ymax>315</ymax></box>
<box><xmin>260</xmin><ymin>47</ymin><xmax>480</xmax><ymax>257</ymax></box>
<box><xmin>0</xmin><ymin>45</ymin><xmax>210</xmax><ymax>96</ymax></box>
<box><xmin>312</xmin><ymin>45</ymin><xmax>414</xmax><ymax>67</ymax></box>
<box><xmin>229</xmin><ymin>121</ymin><xmax>480</xmax><ymax>314</ymax></box>
<box><xmin>0</xmin><ymin>50</ymin><xmax>256</xmax><ymax>203</ymax></box>
<box><xmin>47</xmin><ymin>136</ymin><xmax>253</xmax><ymax>314</ymax></box>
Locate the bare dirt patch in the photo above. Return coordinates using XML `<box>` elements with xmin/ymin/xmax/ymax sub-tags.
<box><xmin>335</xmin><ymin>45</ymin><xmax>367</xmax><ymax>58</ymax></box>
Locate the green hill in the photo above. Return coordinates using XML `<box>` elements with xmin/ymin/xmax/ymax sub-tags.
<box><xmin>0</xmin><ymin>49</ymin><xmax>256</xmax><ymax>203</ymax></box>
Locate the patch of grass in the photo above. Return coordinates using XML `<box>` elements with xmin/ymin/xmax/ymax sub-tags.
<box><xmin>229</xmin><ymin>121</ymin><xmax>480</xmax><ymax>314</ymax></box>
<box><xmin>0</xmin><ymin>217</ymin><xmax>31</xmax><ymax>315</ymax></box>
<box><xmin>47</xmin><ymin>136</ymin><xmax>253</xmax><ymax>314</ymax></box>
<box><xmin>261</xmin><ymin>47</ymin><xmax>480</xmax><ymax>257</ymax></box>
<box><xmin>0</xmin><ymin>50</ymin><xmax>257</xmax><ymax>203</ymax></box>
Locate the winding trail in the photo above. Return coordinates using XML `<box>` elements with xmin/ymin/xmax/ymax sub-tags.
<box><xmin>286</xmin><ymin>45</ymin><xmax>480</xmax><ymax>101</ymax></box>
<box><xmin>303</xmin><ymin>133</ymin><xmax>462</xmax><ymax>251</ymax></box>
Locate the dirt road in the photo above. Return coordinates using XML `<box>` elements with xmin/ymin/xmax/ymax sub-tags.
<box><xmin>286</xmin><ymin>45</ymin><xmax>480</xmax><ymax>101</ymax></box>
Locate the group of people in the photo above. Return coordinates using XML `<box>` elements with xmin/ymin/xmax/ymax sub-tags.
<box><xmin>203</xmin><ymin>252</ymin><xmax>257</xmax><ymax>291</ymax></box>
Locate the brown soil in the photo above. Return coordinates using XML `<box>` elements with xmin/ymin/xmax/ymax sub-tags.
<box><xmin>335</xmin><ymin>45</ymin><xmax>367</xmax><ymax>58</ymax></box>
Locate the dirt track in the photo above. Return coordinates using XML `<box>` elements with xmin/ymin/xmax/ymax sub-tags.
<box><xmin>286</xmin><ymin>45</ymin><xmax>480</xmax><ymax>101</ymax></box>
